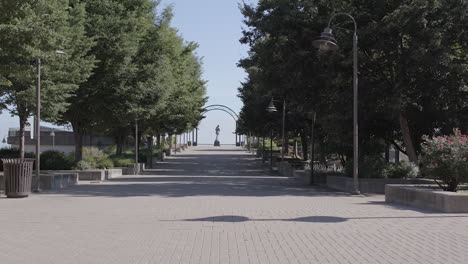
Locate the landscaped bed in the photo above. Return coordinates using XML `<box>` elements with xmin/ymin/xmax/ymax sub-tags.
<box><xmin>386</xmin><ymin>129</ymin><xmax>468</xmax><ymax>212</ymax></box>
<box><xmin>386</xmin><ymin>184</ymin><xmax>468</xmax><ymax>213</ymax></box>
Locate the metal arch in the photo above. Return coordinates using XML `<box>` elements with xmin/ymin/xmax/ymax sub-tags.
<box><xmin>204</xmin><ymin>104</ymin><xmax>239</xmax><ymax>120</ymax></box>
<box><xmin>203</xmin><ymin>108</ymin><xmax>238</xmax><ymax>123</ymax></box>
<box><xmin>200</xmin><ymin>104</ymin><xmax>242</xmax><ymax>147</ymax></box>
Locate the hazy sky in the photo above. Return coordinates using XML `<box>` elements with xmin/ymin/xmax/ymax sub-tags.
<box><xmin>0</xmin><ymin>0</ymin><xmax>254</xmax><ymax>147</ymax></box>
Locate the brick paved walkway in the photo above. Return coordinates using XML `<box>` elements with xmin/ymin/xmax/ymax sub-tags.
<box><xmin>1</xmin><ymin>146</ymin><xmax>467</xmax><ymax>264</ymax></box>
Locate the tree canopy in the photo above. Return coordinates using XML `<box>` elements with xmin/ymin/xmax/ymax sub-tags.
<box><xmin>238</xmin><ymin>0</ymin><xmax>467</xmax><ymax>164</ymax></box>
<box><xmin>0</xmin><ymin>0</ymin><xmax>207</xmax><ymax>160</ymax></box>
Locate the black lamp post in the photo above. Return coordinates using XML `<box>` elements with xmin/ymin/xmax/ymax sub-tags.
<box><xmin>50</xmin><ymin>129</ymin><xmax>55</xmax><ymax>150</ymax></box>
<box><xmin>312</xmin><ymin>13</ymin><xmax>360</xmax><ymax>195</ymax></box>
<box><xmin>34</xmin><ymin>50</ymin><xmax>65</xmax><ymax>192</ymax></box>
<box><xmin>266</xmin><ymin>97</ymin><xmax>286</xmax><ymax>163</ymax></box>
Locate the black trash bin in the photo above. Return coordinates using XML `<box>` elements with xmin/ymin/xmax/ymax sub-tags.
<box><xmin>1</xmin><ymin>159</ymin><xmax>34</xmax><ymax>198</ymax></box>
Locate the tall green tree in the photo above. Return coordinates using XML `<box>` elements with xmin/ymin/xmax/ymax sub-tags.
<box><xmin>144</xmin><ymin>7</ymin><xmax>207</xmax><ymax>144</ymax></box>
<box><xmin>0</xmin><ymin>0</ymin><xmax>95</xmax><ymax>158</ymax></box>
<box><xmin>238</xmin><ymin>0</ymin><xmax>467</xmax><ymax>165</ymax></box>
<box><xmin>60</xmin><ymin>0</ymin><xmax>155</xmax><ymax>161</ymax></box>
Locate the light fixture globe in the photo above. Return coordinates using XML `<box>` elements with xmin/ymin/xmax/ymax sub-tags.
<box><xmin>312</xmin><ymin>27</ymin><xmax>339</xmax><ymax>51</ymax></box>
<box><xmin>266</xmin><ymin>99</ymin><xmax>278</xmax><ymax>113</ymax></box>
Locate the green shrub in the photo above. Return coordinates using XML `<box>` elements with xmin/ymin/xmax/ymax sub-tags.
<box><xmin>82</xmin><ymin>147</ymin><xmax>113</xmax><ymax>169</ymax></box>
<box><xmin>420</xmin><ymin>129</ymin><xmax>468</xmax><ymax>192</ymax></box>
<box><xmin>0</xmin><ymin>148</ymin><xmax>35</xmax><ymax>171</ymax></box>
<box><xmin>382</xmin><ymin>162</ymin><xmax>419</xmax><ymax>179</ymax></box>
<box><xmin>73</xmin><ymin>160</ymin><xmax>92</xmax><ymax>170</ymax></box>
<box><xmin>111</xmin><ymin>158</ymin><xmax>134</xmax><ymax>167</ymax></box>
<box><xmin>95</xmin><ymin>157</ymin><xmax>113</xmax><ymax>169</ymax></box>
<box><xmin>40</xmin><ymin>150</ymin><xmax>73</xmax><ymax>170</ymax></box>
<box><xmin>345</xmin><ymin>155</ymin><xmax>387</xmax><ymax>178</ymax></box>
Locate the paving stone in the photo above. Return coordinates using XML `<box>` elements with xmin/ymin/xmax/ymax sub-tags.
<box><xmin>0</xmin><ymin>146</ymin><xmax>467</xmax><ymax>264</ymax></box>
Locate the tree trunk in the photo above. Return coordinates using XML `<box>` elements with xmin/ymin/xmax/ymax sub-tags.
<box><xmin>18</xmin><ymin>114</ymin><xmax>27</xmax><ymax>160</ymax></box>
<box><xmin>399</xmin><ymin>112</ymin><xmax>418</xmax><ymax>163</ymax></box>
<box><xmin>72</xmin><ymin>122</ymin><xmax>83</xmax><ymax>162</ymax></box>
<box><xmin>74</xmin><ymin>132</ymin><xmax>83</xmax><ymax>162</ymax></box>
<box><xmin>293</xmin><ymin>138</ymin><xmax>298</xmax><ymax>158</ymax></box>
<box><xmin>156</xmin><ymin>134</ymin><xmax>161</xmax><ymax>148</ymax></box>
<box><xmin>116</xmin><ymin>134</ymin><xmax>123</xmax><ymax>155</ymax></box>
<box><xmin>115</xmin><ymin>128</ymin><xmax>126</xmax><ymax>155</ymax></box>
<box><xmin>301</xmin><ymin>132</ymin><xmax>308</xmax><ymax>161</ymax></box>
<box><xmin>319</xmin><ymin>141</ymin><xmax>328</xmax><ymax>168</ymax></box>
<box><xmin>147</xmin><ymin>136</ymin><xmax>154</xmax><ymax>152</ymax></box>
<box><xmin>168</xmin><ymin>134</ymin><xmax>173</xmax><ymax>150</ymax></box>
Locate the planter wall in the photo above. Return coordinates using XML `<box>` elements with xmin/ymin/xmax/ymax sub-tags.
<box><xmin>127</xmin><ymin>163</ymin><xmax>145</xmax><ymax>175</ymax></box>
<box><xmin>293</xmin><ymin>170</ymin><xmax>312</xmax><ymax>185</ymax></box>
<box><xmin>42</xmin><ymin>169</ymin><xmax>122</xmax><ymax>181</ymax></box>
<box><xmin>326</xmin><ymin>175</ymin><xmax>431</xmax><ymax>194</ymax></box>
<box><xmin>386</xmin><ymin>184</ymin><xmax>468</xmax><ymax>213</ymax></box>
<box><xmin>105</xmin><ymin>169</ymin><xmax>122</xmax><ymax>180</ymax></box>
<box><xmin>310</xmin><ymin>171</ymin><xmax>329</xmax><ymax>184</ymax></box>
<box><xmin>1</xmin><ymin>173</ymin><xmax>77</xmax><ymax>192</ymax></box>
<box><xmin>278</xmin><ymin>161</ymin><xmax>293</xmax><ymax>177</ymax></box>
<box><xmin>146</xmin><ymin>157</ymin><xmax>158</xmax><ymax>169</ymax></box>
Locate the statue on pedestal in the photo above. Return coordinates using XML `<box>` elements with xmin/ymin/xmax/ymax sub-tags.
<box><xmin>214</xmin><ymin>125</ymin><xmax>220</xmax><ymax>146</ymax></box>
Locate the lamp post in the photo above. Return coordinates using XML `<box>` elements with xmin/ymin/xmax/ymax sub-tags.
<box><xmin>312</xmin><ymin>13</ymin><xmax>360</xmax><ymax>195</ymax></box>
<box><xmin>266</xmin><ymin>97</ymin><xmax>286</xmax><ymax>163</ymax></box>
<box><xmin>34</xmin><ymin>50</ymin><xmax>65</xmax><ymax>192</ymax></box>
<box><xmin>135</xmin><ymin>119</ymin><xmax>138</xmax><ymax>165</ymax></box>
<box><xmin>50</xmin><ymin>129</ymin><xmax>55</xmax><ymax>150</ymax></box>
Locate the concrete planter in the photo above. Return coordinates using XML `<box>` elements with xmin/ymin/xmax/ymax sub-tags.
<box><xmin>115</xmin><ymin>167</ymin><xmax>132</xmax><ymax>175</ymax></box>
<box><xmin>127</xmin><ymin>163</ymin><xmax>145</xmax><ymax>175</ymax></box>
<box><xmin>326</xmin><ymin>175</ymin><xmax>431</xmax><ymax>194</ymax></box>
<box><xmin>164</xmin><ymin>148</ymin><xmax>172</xmax><ymax>156</ymax></box>
<box><xmin>42</xmin><ymin>170</ymin><xmax>104</xmax><ymax>181</ymax></box>
<box><xmin>278</xmin><ymin>161</ymin><xmax>309</xmax><ymax>178</ymax></box>
<box><xmin>2</xmin><ymin>173</ymin><xmax>77</xmax><ymax>192</ymax></box>
<box><xmin>293</xmin><ymin>170</ymin><xmax>312</xmax><ymax>185</ymax></box>
<box><xmin>105</xmin><ymin>169</ymin><xmax>122</xmax><ymax>180</ymax></box>
<box><xmin>256</xmin><ymin>149</ymin><xmax>262</xmax><ymax>158</ymax></box>
<box><xmin>42</xmin><ymin>169</ymin><xmax>122</xmax><ymax>181</ymax></box>
<box><xmin>157</xmin><ymin>152</ymin><xmax>165</xmax><ymax>161</ymax></box>
<box><xmin>310</xmin><ymin>171</ymin><xmax>328</xmax><ymax>184</ymax></box>
<box><xmin>280</xmin><ymin>162</ymin><xmax>294</xmax><ymax>177</ymax></box>
<box><xmin>386</xmin><ymin>185</ymin><xmax>468</xmax><ymax>213</ymax></box>
<box><xmin>146</xmin><ymin>156</ymin><xmax>158</xmax><ymax>169</ymax></box>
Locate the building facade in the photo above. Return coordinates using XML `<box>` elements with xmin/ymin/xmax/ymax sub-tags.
<box><xmin>7</xmin><ymin>126</ymin><xmax>114</xmax><ymax>154</ymax></box>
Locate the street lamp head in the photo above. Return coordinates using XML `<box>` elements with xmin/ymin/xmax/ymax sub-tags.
<box><xmin>2</xmin><ymin>137</ymin><xmax>6</xmax><ymax>144</ymax></box>
<box><xmin>312</xmin><ymin>27</ymin><xmax>339</xmax><ymax>51</ymax></box>
<box><xmin>266</xmin><ymin>98</ymin><xmax>278</xmax><ymax>113</ymax></box>
<box><xmin>49</xmin><ymin>130</ymin><xmax>55</xmax><ymax>137</ymax></box>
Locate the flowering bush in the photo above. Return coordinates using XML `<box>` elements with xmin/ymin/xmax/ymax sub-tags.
<box><xmin>420</xmin><ymin>129</ymin><xmax>468</xmax><ymax>192</ymax></box>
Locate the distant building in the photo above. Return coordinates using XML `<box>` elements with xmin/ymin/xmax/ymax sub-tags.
<box><xmin>7</xmin><ymin>126</ymin><xmax>114</xmax><ymax>154</ymax></box>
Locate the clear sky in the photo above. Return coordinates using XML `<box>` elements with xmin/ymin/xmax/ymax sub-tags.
<box><xmin>161</xmin><ymin>0</ymin><xmax>254</xmax><ymax>144</ymax></box>
<box><xmin>0</xmin><ymin>0</ymin><xmax>254</xmax><ymax>147</ymax></box>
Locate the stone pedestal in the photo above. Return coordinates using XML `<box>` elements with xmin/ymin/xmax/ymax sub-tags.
<box><xmin>214</xmin><ymin>140</ymin><xmax>220</xmax><ymax>146</ymax></box>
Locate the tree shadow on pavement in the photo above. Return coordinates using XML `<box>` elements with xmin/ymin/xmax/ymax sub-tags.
<box><xmin>176</xmin><ymin>214</ymin><xmax>468</xmax><ymax>223</ymax></box>
<box><xmin>49</xmin><ymin>179</ymin><xmax>346</xmax><ymax>198</ymax></box>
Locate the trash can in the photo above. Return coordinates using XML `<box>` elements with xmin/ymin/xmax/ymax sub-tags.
<box><xmin>164</xmin><ymin>148</ymin><xmax>171</xmax><ymax>156</ymax></box>
<box><xmin>1</xmin><ymin>159</ymin><xmax>34</xmax><ymax>198</ymax></box>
